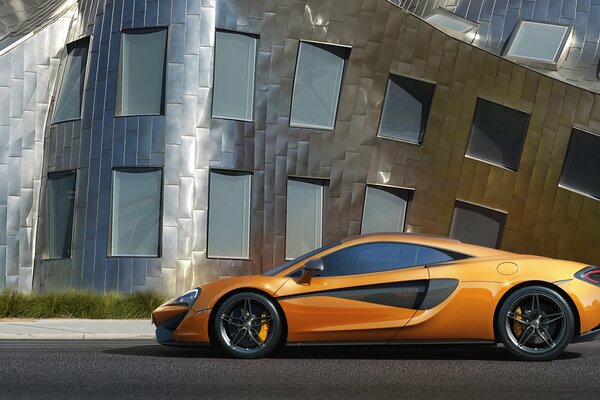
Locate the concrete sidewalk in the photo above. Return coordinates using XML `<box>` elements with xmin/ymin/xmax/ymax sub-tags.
<box><xmin>0</xmin><ymin>319</ymin><xmax>155</xmax><ymax>340</ymax></box>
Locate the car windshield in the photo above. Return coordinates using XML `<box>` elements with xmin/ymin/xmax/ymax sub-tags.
<box><xmin>262</xmin><ymin>241</ymin><xmax>341</xmax><ymax>276</ymax></box>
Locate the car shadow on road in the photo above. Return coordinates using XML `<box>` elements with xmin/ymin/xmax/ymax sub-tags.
<box><xmin>103</xmin><ymin>343</ymin><xmax>581</xmax><ymax>362</ymax></box>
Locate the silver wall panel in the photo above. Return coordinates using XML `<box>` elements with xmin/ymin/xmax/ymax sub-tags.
<box><xmin>0</xmin><ymin>0</ymin><xmax>594</xmax><ymax>295</ymax></box>
<box><xmin>0</xmin><ymin>9</ymin><xmax>72</xmax><ymax>291</ymax></box>
<box><xmin>394</xmin><ymin>0</ymin><xmax>600</xmax><ymax>93</ymax></box>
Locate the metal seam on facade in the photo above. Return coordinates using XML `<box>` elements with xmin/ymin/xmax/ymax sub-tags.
<box><xmin>0</xmin><ymin>0</ymin><xmax>597</xmax><ymax>295</ymax></box>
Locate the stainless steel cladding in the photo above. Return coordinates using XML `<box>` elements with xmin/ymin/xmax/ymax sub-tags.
<box><xmin>0</xmin><ymin>0</ymin><xmax>598</xmax><ymax>295</ymax></box>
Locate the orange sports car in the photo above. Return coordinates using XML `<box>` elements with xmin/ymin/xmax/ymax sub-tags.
<box><xmin>152</xmin><ymin>233</ymin><xmax>600</xmax><ymax>361</ymax></box>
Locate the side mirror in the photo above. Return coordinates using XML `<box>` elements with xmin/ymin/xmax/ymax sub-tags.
<box><xmin>297</xmin><ymin>259</ymin><xmax>324</xmax><ymax>285</ymax></box>
<box><xmin>304</xmin><ymin>259</ymin><xmax>324</xmax><ymax>272</ymax></box>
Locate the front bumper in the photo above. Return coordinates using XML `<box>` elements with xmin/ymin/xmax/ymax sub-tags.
<box><xmin>152</xmin><ymin>304</ymin><xmax>211</xmax><ymax>344</ymax></box>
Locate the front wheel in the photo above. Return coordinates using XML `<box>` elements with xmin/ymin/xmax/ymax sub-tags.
<box><xmin>213</xmin><ymin>292</ymin><xmax>282</xmax><ymax>359</ymax></box>
<box><xmin>496</xmin><ymin>286</ymin><xmax>575</xmax><ymax>361</ymax></box>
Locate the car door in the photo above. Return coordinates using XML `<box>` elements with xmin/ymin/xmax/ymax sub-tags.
<box><xmin>274</xmin><ymin>241</ymin><xmax>429</xmax><ymax>343</ymax></box>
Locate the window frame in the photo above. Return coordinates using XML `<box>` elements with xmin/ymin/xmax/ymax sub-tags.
<box><xmin>377</xmin><ymin>73</ymin><xmax>436</xmax><ymax>145</ymax></box>
<box><xmin>108</xmin><ymin>166</ymin><xmax>164</xmax><ymax>258</ymax></box>
<box><xmin>424</xmin><ymin>7</ymin><xmax>479</xmax><ymax>43</ymax></box>
<box><xmin>44</xmin><ymin>169</ymin><xmax>78</xmax><ymax>260</ymax></box>
<box><xmin>289</xmin><ymin>40</ymin><xmax>351</xmax><ymax>130</ymax></box>
<box><xmin>211</xmin><ymin>29</ymin><xmax>259</xmax><ymax>122</ymax></box>
<box><xmin>285</xmin><ymin>176</ymin><xmax>328</xmax><ymax>260</ymax></box>
<box><xmin>206</xmin><ymin>168</ymin><xmax>253</xmax><ymax>260</ymax></box>
<box><xmin>449</xmin><ymin>200</ymin><xmax>507</xmax><ymax>249</ymax></box>
<box><xmin>51</xmin><ymin>36</ymin><xmax>91</xmax><ymax>124</ymax></box>
<box><xmin>361</xmin><ymin>184</ymin><xmax>414</xmax><ymax>234</ymax></box>
<box><xmin>465</xmin><ymin>97</ymin><xmax>530</xmax><ymax>172</ymax></box>
<box><xmin>115</xmin><ymin>27</ymin><xmax>169</xmax><ymax>117</ymax></box>
<box><xmin>503</xmin><ymin>19</ymin><xmax>573</xmax><ymax>70</ymax></box>
<box><xmin>558</xmin><ymin>127</ymin><xmax>600</xmax><ymax>201</ymax></box>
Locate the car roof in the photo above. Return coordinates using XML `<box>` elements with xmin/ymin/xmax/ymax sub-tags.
<box><xmin>341</xmin><ymin>232</ymin><xmax>512</xmax><ymax>258</ymax></box>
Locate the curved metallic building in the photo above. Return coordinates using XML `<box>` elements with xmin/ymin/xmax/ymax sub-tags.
<box><xmin>0</xmin><ymin>0</ymin><xmax>599</xmax><ymax>295</ymax></box>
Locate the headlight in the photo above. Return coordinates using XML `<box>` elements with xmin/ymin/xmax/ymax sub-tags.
<box><xmin>167</xmin><ymin>288</ymin><xmax>201</xmax><ymax>307</ymax></box>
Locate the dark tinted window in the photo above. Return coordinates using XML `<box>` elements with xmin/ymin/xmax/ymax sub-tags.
<box><xmin>48</xmin><ymin>171</ymin><xmax>77</xmax><ymax>258</ymax></box>
<box><xmin>378</xmin><ymin>74</ymin><xmax>435</xmax><ymax>144</ymax></box>
<box><xmin>560</xmin><ymin>129</ymin><xmax>600</xmax><ymax>199</ymax></box>
<box><xmin>315</xmin><ymin>242</ymin><xmax>419</xmax><ymax>277</ymax></box>
<box><xmin>450</xmin><ymin>201</ymin><xmax>506</xmax><ymax>248</ymax></box>
<box><xmin>467</xmin><ymin>98</ymin><xmax>529</xmax><ymax>171</ymax></box>
<box><xmin>266</xmin><ymin>241</ymin><xmax>340</xmax><ymax>276</ymax></box>
<box><xmin>416</xmin><ymin>246</ymin><xmax>469</xmax><ymax>266</ymax></box>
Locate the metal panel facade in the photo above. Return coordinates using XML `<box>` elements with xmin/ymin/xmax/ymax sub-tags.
<box><xmin>0</xmin><ymin>7</ymin><xmax>73</xmax><ymax>291</ymax></box>
<box><xmin>0</xmin><ymin>0</ymin><xmax>598</xmax><ymax>295</ymax></box>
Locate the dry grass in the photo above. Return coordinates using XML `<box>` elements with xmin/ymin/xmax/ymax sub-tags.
<box><xmin>0</xmin><ymin>290</ymin><xmax>166</xmax><ymax>319</ymax></box>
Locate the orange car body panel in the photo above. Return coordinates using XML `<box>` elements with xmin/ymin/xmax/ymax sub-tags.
<box><xmin>151</xmin><ymin>233</ymin><xmax>600</xmax><ymax>345</ymax></box>
<box><xmin>151</xmin><ymin>304</ymin><xmax>189</xmax><ymax>325</ymax></box>
<box><xmin>172</xmin><ymin>311</ymin><xmax>211</xmax><ymax>343</ymax></box>
<box><xmin>277</xmin><ymin>266</ymin><xmax>427</xmax><ymax>342</ymax></box>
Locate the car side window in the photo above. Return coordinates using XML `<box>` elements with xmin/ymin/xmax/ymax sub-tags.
<box><xmin>416</xmin><ymin>245</ymin><xmax>469</xmax><ymax>266</ymax></box>
<box><xmin>316</xmin><ymin>242</ymin><xmax>419</xmax><ymax>277</ymax></box>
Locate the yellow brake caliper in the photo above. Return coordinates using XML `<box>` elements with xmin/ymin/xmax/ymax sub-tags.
<box><xmin>258</xmin><ymin>313</ymin><xmax>269</xmax><ymax>342</ymax></box>
<box><xmin>514</xmin><ymin>306</ymin><xmax>523</xmax><ymax>337</ymax></box>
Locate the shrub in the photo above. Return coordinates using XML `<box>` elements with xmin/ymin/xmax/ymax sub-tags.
<box><xmin>0</xmin><ymin>290</ymin><xmax>166</xmax><ymax>319</ymax></box>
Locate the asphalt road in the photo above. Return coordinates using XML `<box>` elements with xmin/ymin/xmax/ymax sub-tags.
<box><xmin>0</xmin><ymin>340</ymin><xmax>598</xmax><ymax>399</ymax></box>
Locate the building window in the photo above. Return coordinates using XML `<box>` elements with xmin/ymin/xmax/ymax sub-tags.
<box><xmin>110</xmin><ymin>168</ymin><xmax>162</xmax><ymax>257</ymax></box>
<box><xmin>47</xmin><ymin>171</ymin><xmax>76</xmax><ymax>259</ymax></box>
<box><xmin>449</xmin><ymin>201</ymin><xmax>506</xmax><ymax>249</ymax></box>
<box><xmin>504</xmin><ymin>20</ymin><xmax>572</xmax><ymax>70</ymax></box>
<box><xmin>560</xmin><ymin>129</ymin><xmax>600</xmax><ymax>200</ymax></box>
<box><xmin>425</xmin><ymin>8</ymin><xmax>478</xmax><ymax>42</ymax></box>
<box><xmin>212</xmin><ymin>30</ymin><xmax>257</xmax><ymax>121</ymax></box>
<box><xmin>290</xmin><ymin>42</ymin><xmax>349</xmax><ymax>130</ymax></box>
<box><xmin>378</xmin><ymin>75</ymin><xmax>434</xmax><ymax>144</ymax></box>
<box><xmin>466</xmin><ymin>98</ymin><xmax>529</xmax><ymax>171</ymax></box>
<box><xmin>207</xmin><ymin>170</ymin><xmax>251</xmax><ymax>259</ymax></box>
<box><xmin>53</xmin><ymin>38</ymin><xmax>89</xmax><ymax>123</ymax></box>
<box><xmin>361</xmin><ymin>186</ymin><xmax>411</xmax><ymax>234</ymax></box>
<box><xmin>286</xmin><ymin>178</ymin><xmax>324</xmax><ymax>259</ymax></box>
<box><xmin>116</xmin><ymin>28</ymin><xmax>167</xmax><ymax>116</ymax></box>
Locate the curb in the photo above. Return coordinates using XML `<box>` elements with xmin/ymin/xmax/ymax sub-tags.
<box><xmin>0</xmin><ymin>333</ymin><xmax>155</xmax><ymax>340</ymax></box>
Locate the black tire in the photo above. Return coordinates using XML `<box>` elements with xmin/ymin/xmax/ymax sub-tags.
<box><xmin>213</xmin><ymin>292</ymin><xmax>282</xmax><ymax>359</ymax></box>
<box><xmin>496</xmin><ymin>285</ymin><xmax>574</xmax><ymax>361</ymax></box>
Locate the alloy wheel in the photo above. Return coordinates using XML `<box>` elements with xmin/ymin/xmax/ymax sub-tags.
<box><xmin>502</xmin><ymin>289</ymin><xmax>571</xmax><ymax>358</ymax></box>
<box><xmin>214</xmin><ymin>292</ymin><xmax>281</xmax><ymax>358</ymax></box>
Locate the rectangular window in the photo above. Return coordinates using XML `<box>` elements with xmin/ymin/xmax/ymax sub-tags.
<box><xmin>286</xmin><ymin>178</ymin><xmax>324</xmax><ymax>259</ymax></box>
<box><xmin>47</xmin><ymin>171</ymin><xmax>76</xmax><ymax>259</ymax></box>
<box><xmin>212</xmin><ymin>31</ymin><xmax>257</xmax><ymax>121</ymax></box>
<box><xmin>425</xmin><ymin>8</ymin><xmax>478</xmax><ymax>42</ymax></box>
<box><xmin>560</xmin><ymin>129</ymin><xmax>600</xmax><ymax>200</ymax></box>
<box><xmin>378</xmin><ymin>75</ymin><xmax>435</xmax><ymax>144</ymax></box>
<box><xmin>449</xmin><ymin>201</ymin><xmax>506</xmax><ymax>249</ymax></box>
<box><xmin>466</xmin><ymin>98</ymin><xmax>529</xmax><ymax>171</ymax></box>
<box><xmin>207</xmin><ymin>170</ymin><xmax>251</xmax><ymax>259</ymax></box>
<box><xmin>116</xmin><ymin>28</ymin><xmax>167</xmax><ymax>116</ymax></box>
<box><xmin>504</xmin><ymin>20</ymin><xmax>572</xmax><ymax>70</ymax></box>
<box><xmin>53</xmin><ymin>38</ymin><xmax>89</xmax><ymax>123</ymax></box>
<box><xmin>110</xmin><ymin>168</ymin><xmax>162</xmax><ymax>257</ymax></box>
<box><xmin>361</xmin><ymin>186</ymin><xmax>411</xmax><ymax>234</ymax></box>
<box><xmin>290</xmin><ymin>42</ymin><xmax>349</xmax><ymax>130</ymax></box>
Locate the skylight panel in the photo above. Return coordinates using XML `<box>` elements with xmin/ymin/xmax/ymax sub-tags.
<box><xmin>424</xmin><ymin>8</ymin><xmax>478</xmax><ymax>42</ymax></box>
<box><xmin>504</xmin><ymin>20</ymin><xmax>572</xmax><ymax>70</ymax></box>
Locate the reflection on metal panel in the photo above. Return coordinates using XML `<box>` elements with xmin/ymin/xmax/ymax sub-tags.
<box><xmin>2</xmin><ymin>0</ymin><xmax>596</xmax><ymax>296</ymax></box>
<box><xmin>0</xmin><ymin>8</ymin><xmax>72</xmax><ymax>291</ymax></box>
<box><xmin>393</xmin><ymin>0</ymin><xmax>600</xmax><ymax>93</ymax></box>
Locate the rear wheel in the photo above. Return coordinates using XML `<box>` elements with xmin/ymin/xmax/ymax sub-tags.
<box><xmin>213</xmin><ymin>292</ymin><xmax>282</xmax><ymax>359</ymax></box>
<box><xmin>496</xmin><ymin>286</ymin><xmax>574</xmax><ymax>361</ymax></box>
